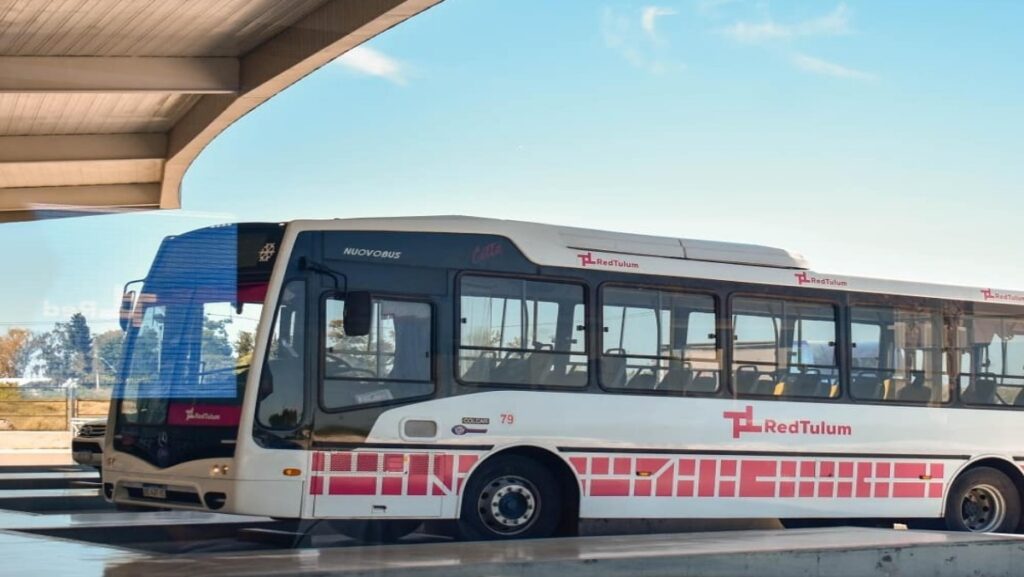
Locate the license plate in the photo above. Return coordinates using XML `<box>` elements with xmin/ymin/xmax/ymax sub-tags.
<box><xmin>142</xmin><ymin>484</ymin><xmax>167</xmax><ymax>499</ymax></box>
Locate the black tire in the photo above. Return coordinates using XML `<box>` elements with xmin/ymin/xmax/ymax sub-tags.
<box><xmin>458</xmin><ymin>454</ymin><xmax>562</xmax><ymax>540</ymax></box>
<box><xmin>328</xmin><ymin>519</ymin><xmax>421</xmax><ymax>544</ymax></box>
<box><xmin>944</xmin><ymin>467</ymin><xmax>1021</xmax><ymax>533</ymax></box>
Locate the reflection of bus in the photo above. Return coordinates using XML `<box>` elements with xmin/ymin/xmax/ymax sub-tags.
<box><xmin>104</xmin><ymin>217</ymin><xmax>1024</xmax><ymax>540</ymax></box>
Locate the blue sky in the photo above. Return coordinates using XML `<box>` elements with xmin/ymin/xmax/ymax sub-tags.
<box><xmin>1</xmin><ymin>0</ymin><xmax>1021</xmax><ymax>333</ymax></box>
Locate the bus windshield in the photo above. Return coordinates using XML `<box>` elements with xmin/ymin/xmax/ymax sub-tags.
<box><xmin>119</xmin><ymin>294</ymin><xmax>263</xmax><ymax>427</ymax></box>
<box><xmin>113</xmin><ymin>224</ymin><xmax>282</xmax><ymax>467</ymax></box>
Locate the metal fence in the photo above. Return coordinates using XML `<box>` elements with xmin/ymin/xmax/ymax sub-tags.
<box><xmin>0</xmin><ymin>386</ymin><xmax>110</xmax><ymax>432</ymax></box>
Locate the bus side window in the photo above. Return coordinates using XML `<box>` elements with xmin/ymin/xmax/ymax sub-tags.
<box><xmin>599</xmin><ymin>286</ymin><xmax>720</xmax><ymax>394</ymax></box>
<box><xmin>257</xmin><ymin>280</ymin><xmax>306</xmax><ymax>430</ymax></box>
<box><xmin>458</xmin><ymin>275</ymin><xmax>587</xmax><ymax>389</ymax></box>
<box><xmin>850</xmin><ymin>306</ymin><xmax>947</xmax><ymax>404</ymax></box>
<box><xmin>731</xmin><ymin>298</ymin><xmax>838</xmax><ymax>399</ymax></box>
<box><xmin>321</xmin><ymin>297</ymin><xmax>433</xmax><ymax>409</ymax></box>
<box><xmin>957</xmin><ymin>314</ymin><xmax>1024</xmax><ymax>407</ymax></box>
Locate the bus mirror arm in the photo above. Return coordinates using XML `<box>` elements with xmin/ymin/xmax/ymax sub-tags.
<box><xmin>119</xmin><ymin>289</ymin><xmax>137</xmax><ymax>332</ymax></box>
<box><xmin>298</xmin><ymin>257</ymin><xmax>346</xmax><ymax>292</ymax></box>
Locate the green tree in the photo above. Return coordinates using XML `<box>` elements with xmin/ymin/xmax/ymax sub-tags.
<box><xmin>126</xmin><ymin>328</ymin><xmax>161</xmax><ymax>383</ymax></box>
<box><xmin>93</xmin><ymin>330</ymin><xmax>124</xmax><ymax>387</ymax></box>
<box><xmin>201</xmin><ymin>318</ymin><xmax>234</xmax><ymax>371</ymax></box>
<box><xmin>67</xmin><ymin>313</ymin><xmax>93</xmax><ymax>376</ymax></box>
<box><xmin>0</xmin><ymin>328</ymin><xmax>32</xmax><ymax>378</ymax></box>
<box><xmin>35</xmin><ymin>313</ymin><xmax>95</xmax><ymax>385</ymax></box>
<box><xmin>235</xmin><ymin>330</ymin><xmax>255</xmax><ymax>357</ymax></box>
<box><xmin>35</xmin><ymin>326</ymin><xmax>73</xmax><ymax>384</ymax></box>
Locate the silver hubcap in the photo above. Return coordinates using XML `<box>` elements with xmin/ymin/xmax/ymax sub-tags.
<box><xmin>477</xmin><ymin>475</ymin><xmax>539</xmax><ymax>535</ymax></box>
<box><xmin>961</xmin><ymin>484</ymin><xmax>1006</xmax><ymax>532</ymax></box>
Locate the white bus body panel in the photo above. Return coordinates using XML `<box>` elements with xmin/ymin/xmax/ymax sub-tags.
<box><xmin>288</xmin><ymin>216</ymin><xmax>1024</xmax><ymax>306</ymax></box>
<box><xmin>304</xmin><ymin>391</ymin><xmax>1023</xmax><ymax>520</ymax></box>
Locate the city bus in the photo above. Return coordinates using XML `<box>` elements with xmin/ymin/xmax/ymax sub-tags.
<box><xmin>103</xmin><ymin>216</ymin><xmax>1024</xmax><ymax>540</ymax></box>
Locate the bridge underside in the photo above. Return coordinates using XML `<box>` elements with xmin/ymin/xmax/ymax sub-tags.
<box><xmin>0</xmin><ymin>0</ymin><xmax>440</xmax><ymax>223</ymax></box>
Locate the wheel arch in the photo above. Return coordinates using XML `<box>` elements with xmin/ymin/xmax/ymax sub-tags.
<box><xmin>944</xmin><ymin>455</ymin><xmax>1024</xmax><ymax>517</ymax></box>
<box><xmin>460</xmin><ymin>444</ymin><xmax>581</xmax><ymax>536</ymax></box>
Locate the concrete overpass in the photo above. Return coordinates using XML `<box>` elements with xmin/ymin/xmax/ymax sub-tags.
<box><xmin>0</xmin><ymin>0</ymin><xmax>441</xmax><ymax>223</ymax></box>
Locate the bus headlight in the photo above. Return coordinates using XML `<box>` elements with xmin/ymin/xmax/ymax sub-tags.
<box><xmin>210</xmin><ymin>464</ymin><xmax>230</xmax><ymax>476</ymax></box>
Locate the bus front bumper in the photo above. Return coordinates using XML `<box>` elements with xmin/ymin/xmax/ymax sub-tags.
<box><xmin>104</xmin><ymin>467</ymin><xmax>304</xmax><ymax>518</ymax></box>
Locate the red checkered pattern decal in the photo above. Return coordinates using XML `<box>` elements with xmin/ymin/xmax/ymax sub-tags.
<box><xmin>567</xmin><ymin>454</ymin><xmax>946</xmax><ymax>499</ymax></box>
<box><xmin>309</xmin><ymin>451</ymin><xmax>480</xmax><ymax>497</ymax></box>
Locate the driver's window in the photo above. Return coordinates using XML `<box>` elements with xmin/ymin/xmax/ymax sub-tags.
<box><xmin>256</xmin><ymin>280</ymin><xmax>306</xmax><ymax>429</ymax></box>
<box><xmin>322</xmin><ymin>297</ymin><xmax>433</xmax><ymax>409</ymax></box>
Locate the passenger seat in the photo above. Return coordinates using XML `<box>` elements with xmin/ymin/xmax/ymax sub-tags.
<box><xmin>851</xmin><ymin>371</ymin><xmax>884</xmax><ymax>400</ymax></box>
<box><xmin>962</xmin><ymin>374</ymin><xmax>998</xmax><ymax>405</ymax></box>
<box><xmin>897</xmin><ymin>372</ymin><xmax>931</xmax><ymax>402</ymax></box>
<box><xmin>601</xmin><ymin>351</ymin><xmax>627</xmax><ymax>388</ymax></box>
<box><xmin>657</xmin><ymin>361</ymin><xmax>692</xmax><ymax>392</ymax></box>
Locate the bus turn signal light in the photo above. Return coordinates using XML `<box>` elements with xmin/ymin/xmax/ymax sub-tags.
<box><xmin>283</xmin><ymin>468</ymin><xmax>302</xmax><ymax>477</ymax></box>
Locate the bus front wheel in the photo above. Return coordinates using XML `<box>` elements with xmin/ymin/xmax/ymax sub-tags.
<box><xmin>944</xmin><ymin>467</ymin><xmax>1021</xmax><ymax>533</ymax></box>
<box><xmin>459</xmin><ymin>455</ymin><xmax>562</xmax><ymax>540</ymax></box>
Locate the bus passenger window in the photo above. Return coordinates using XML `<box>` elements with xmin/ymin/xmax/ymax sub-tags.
<box><xmin>600</xmin><ymin>287</ymin><xmax>720</xmax><ymax>394</ymax></box>
<box><xmin>849</xmin><ymin>306</ymin><xmax>948</xmax><ymax>404</ymax></box>
<box><xmin>731</xmin><ymin>298</ymin><xmax>838</xmax><ymax>399</ymax></box>
<box><xmin>953</xmin><ymin>314</ymin><xmax>1024</xmax><ymax>407</ymax></box>
<box><xmin>321</xmin><ymin>298</ymin><xmax>432</xmax><ymax>409</ymax></box>
<box><xmin>459</xmin><ymin>276</ymin><xmax>587</xmax><ymax>388</ymax></box>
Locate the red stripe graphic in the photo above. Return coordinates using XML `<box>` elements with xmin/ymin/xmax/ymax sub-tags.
<box><xmin>308</xmin><ymin>450</ymin><xmax>482</xmax><ymax>497</ymax></box>
<box><xmin>308</xmin><ymin>449</ymin><xmax>950</xmax><ymax>501</ymax></box>
<box><xmin>567</xmin><ymin>453</ymin><xmax>948</xmax><ymax>500</ymax></box>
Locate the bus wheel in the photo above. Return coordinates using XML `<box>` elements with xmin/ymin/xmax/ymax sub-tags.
<box><xmin>328</xmin><ymin>520</ymin><xmax>421</xmax><ymax>543</ymax></box>
<box><xmin>459</xmin><ymin>455</ymin><xmax>561</xmax><ymax>540</ymax></box>
<box><xmin>944</xmin><ymin>467</ymin><xmax>1021</xmax><ymax>533</ymax></box>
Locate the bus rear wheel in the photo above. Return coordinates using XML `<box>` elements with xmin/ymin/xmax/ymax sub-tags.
<box><xmin>944</xmin><ymin>467</ymin><xmax>1021</xmax><ymax>533</ymax></box>
<box><xmin>459</xmin><ymin>455</ymin><xmax>562</xmax><ymax>540</ymax></box>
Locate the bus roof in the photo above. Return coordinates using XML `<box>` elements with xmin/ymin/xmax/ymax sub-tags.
<box><xmin>284</xmin><ymin>215</ymin><xmax>1024</xmax><ymax>307</ymax></box>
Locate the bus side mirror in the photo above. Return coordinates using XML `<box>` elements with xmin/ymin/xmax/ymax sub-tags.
<box><xmin>119</xmin><ymin>290</ymin><xmax>136</xmax><ymax>332</ymax></box>
<box><xmin>344</xmin><ymin>291</ymin><xmax>373</xmax><ymax>337</ymax></box>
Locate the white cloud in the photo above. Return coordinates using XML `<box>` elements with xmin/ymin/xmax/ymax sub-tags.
<box><xmin>696</xmin><ymin>0</ymin><xmax>743</xmax><ymax>16</ymax></box>
<box><xmin>792</xmin><ymin>53</ymin><xmax>874</xmax><ymax>81</ymax></box>
<box><xmin>720</xmin><ymin>3</ymin><xmax>850</xmax><ymax>43</ymax></box>
<box><xmin>641</xmin><ymin>6</ymin><xmax>677</xmax><ymax>42</ymax></box>
<box><xmin>721</xmin><ymin>21</ymin><xmax>790</xmax><ymax>43</ymax></box>
<box><xmin>336</xmin><ymin>45</ymin><xmax>406</xmax><ymax>85</ymax></box>
<box><xmin>602</xmin><ymin>7</ymin><xmax>684</xmax><ymax>75</ymax></box>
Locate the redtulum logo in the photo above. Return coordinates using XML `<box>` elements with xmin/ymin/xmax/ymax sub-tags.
<box><xmin>980</xmin><ymin>289</ymin><xmax>1024</xmax><ymax>303</ymax></box>
<box><xmin>723</xmin><ymin>405</ymin><xmax>852</xmax><ymax>439</ymax></box>
<box><xmin>577</xmin><ymin>251</ymin><xmax>640</xmax><ymax>270</ymax></box>
<box><xmin>185</xmin><ymin>407</ymin><xmax>221</xmax><ymax>423</ymax></box>
<box><xmin>794</xmin><ymin>272</ymin><xmax>848</xmax><ymax>287</ymax></box>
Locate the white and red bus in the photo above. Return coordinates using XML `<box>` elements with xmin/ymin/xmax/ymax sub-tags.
<box><xmin>104</xmin><ymin>216</ymin><xmax>1024</xmax><ymax>540</ymax></box>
